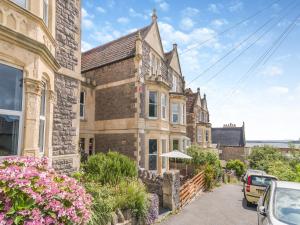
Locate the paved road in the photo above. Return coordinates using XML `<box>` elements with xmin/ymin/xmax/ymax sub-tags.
<box><xmin>160</xmin><ymin>184</ymin><xmax>257</xmax><ymax>225</ymax></box>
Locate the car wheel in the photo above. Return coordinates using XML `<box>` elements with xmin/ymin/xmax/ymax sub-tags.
<box><xmin>246</xmin><ymin>200</ymin><xmax>251</xmax><ymax>207</ymax></box>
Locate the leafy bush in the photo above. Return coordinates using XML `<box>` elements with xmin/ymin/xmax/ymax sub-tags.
<box><xmin>116</xmin><ymin>179</ymin><xmax>149</xmax><ymax>219</ymax></box>
<box><xmin>187</xmin><ymin>146</ymin><xmax>222</xmax><ymax>189</ymax></box>
<box><xmin>82</xmin><ymin>152</ymin><xmax>137</xmax><ymax>185</ymax></box>
<box><xmin>226</xmin><ymin>160</ymin><xmax>246</xmax><ymax>177</ymax></box>
<box><xmin>0</xmin><ymin>157</ymin><xmax>92</xmax><ymax>225</ymax></box>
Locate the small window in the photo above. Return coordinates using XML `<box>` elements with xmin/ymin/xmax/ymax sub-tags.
<box><xmin>172</xmin><ymin>75</ymin><xmax>177</xmax><ymax>92</ymax></box>
<box><xmin>38</xmin><ymin>82</ymin><xmax>46</xmax><ymax>154</ymax></box>
<box><xmin>161</xmin><ymin>93</ymin><xmax>167</xmax><ymax>120</ymax></box>
<box><xmin>149</xmin><ymin>139</ymin><xmax>157</xmax><ymax>170</ymax></box>
<box><xmin>149</xmin><ymin>91</ymin><xmax>157</xmax><ymax>118</ymax></box>
<box><xmin>206</xmin><ymin>130</ymin><xmax>209</xmax><ymax>142</ymax></box>
<box><xmin>43</xmin><ymin>0</ymin><xmax>49</xmax><ymax>26</ymax></box>
<box><xmin>12</xmin><ymin>0</ymin><xmax>26</xmax><ymax>8</ymax></box>
<box><xmin>80</xmin><ymin>91</ymin><xmax>85</xmax><ymax>119</ymax></box>
<box><xmin>172</xmin><ymin>103</ymin><xmax>179</xmax><ymax>123</ymax></box>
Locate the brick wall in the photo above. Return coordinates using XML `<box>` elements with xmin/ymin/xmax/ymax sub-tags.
<box><xmin>84</xmin><ymin>58</ymin><xmax>135</xmax><ymax>86</ymax></box>
<box><xmin>95</xmin><ymin>82</ymin><xmax>136</xmax><ymax>120</ymax></box>
<box><xmin>55</xmin><ymin>0</ymin><xmax>80</xmax><ymax>70</ymax></box>
<box><xmin>95</xmin><ymin>133</ymin><xmax>137</xmax><ymax>160</ymax></box>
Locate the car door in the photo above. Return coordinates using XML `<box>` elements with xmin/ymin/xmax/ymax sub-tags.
<box><xmin>258</xmin><ymin>186</ymin><xmax>271</xmax><ymax>225</ymax></box>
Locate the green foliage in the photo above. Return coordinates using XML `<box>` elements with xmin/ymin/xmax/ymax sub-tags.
<box><xmin>248</xmin><ymin>146</ymin><xmax>300</xmax><ymax>182</ymax></box>
<box><xmin>226</xmin><ymin>160</ymin><xmax>246</xmax><ymax>177</ymax></box>
<box><xmin>82</xmin><ymin>152</ymin><xmax>137</xmax><ymax>185</ymax></box>
<box><xmin>187</xmin><ymin>145</ymin><xmax>222</xmax><ymax>189</ymax></box>
<box><xmin>116</xmin><ymin>179</ymin><xmax>149</xmax><ymax>219</ymax></box>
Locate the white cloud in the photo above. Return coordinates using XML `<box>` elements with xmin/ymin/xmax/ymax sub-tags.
<box><xmin>181</xmin><ymin>7</ymin><xmax>199</xmax><ymax>17</ymax></box>
<box><xmin>261</xmin><ymin>66</ymin><xmax>283</xmax><ymax>76</ymax></box>
<box><xmin>208</xmin><ymin>3</ymin><xmax>221</xmax><ymax>13</ymax></box>
<box><xmin>117</xmin><ymin>17</ymin><xmax>130</xmax><ymax>24</ymax></box>
<box><xmin>267</xmin><ymin>86</ymin><xmax>289</xmax><ymax>95</ymax></box>
<box><xmin>82</xmin><ymin>8</ymin><xmax>94</xmax><ymax>29</ymax></box>
<box><xmin>96</xmin><ymin>6</ymin><xmax>106</xmax><ymax>13</ymax></box>
<box><xmin>91</xmin><ymin>23</ymin><xmax>122</xmax><ymax>44</ymax></box>
<box><xmin>129</xmin><ymin>8</ymin><xmax>148</xmax><ymax>20</ymax></box>
<box><xmin>228</xmin><ymin>1</ymin><xmax>243</xmax><ymax>12</ymax></box>
<box><xmin>211</xmin><ymin>19</ymin><xmax>228</xmax><ymax>27</ymax></box>
<box><xmin>154</xmin><ymin>0</ymin><xmax>169</xmax><ymax>11</ymax></box>
<box><xmin>180</xmin><ymin>18</ymin><xmax>195</xmax><ymax>30</ymax></box>
<box><xmin>81</xmin><ymin>41</ymin><xmax>93</xmax><ymax>52</ymax></box>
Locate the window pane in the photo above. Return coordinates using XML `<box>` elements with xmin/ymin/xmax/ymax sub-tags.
<box><xmin>80</xmin><ymin>104</ymin><xmax>84</xmax><ymax>117</ymax></box>
<box><xmin>162</xmin><ymin>139</ymin><xmax>167</xmax><ymax>169</ymax></box>
<box><xmin>172</xmin><ymin>114</ymin><xmax>178</xmax><ymax>123</ymax></box>
<box><xmin>12</xmin><ymin>0</ymin><xmax>26</xmax><ymax>8</ymax></box>
<box><xmin>173</xmin><ymin>140</ymin><xmax>179</xmax><ymax>150</ymax></box>
<box><xmin>80</xmin><ymin>92</ymin><xmax>85</xmax><ymax>104</ymax></box>
<box><xmin>149</xmin><ymin>139</ymin><xmax>157</xmax><ymax>170</ymax></box>
<box><xmin>38</xmin><ymin>120</ymin><xmax>45</xmax><ymax>153</ymax></box>
<box><xmin>40</xmin><ymin>85</ymin><xmax>46</xmax><ymax>116</ymax></box>
<box><xmin>149</xmin><ymin>139</ymin><xmax>157</xmax><ymax>154</ymax></box>
<box><xmin>149</xmin><ymin>155</ymin><xmax>157</xmax><ymax>170</ymax></box>
<box><xmin>0</xmin><ymin>63</ymin><xmax>23</xmax><ymax>111</ymax></box>
<box><xmin>149</xmin><ymin>92</ymin><xmax>157</xmax><ymax>104</ymax></box>
<box><xmin>0</xmin><ymin>114</ymin><xmax>19</xmax><ymax>156</ymax></box>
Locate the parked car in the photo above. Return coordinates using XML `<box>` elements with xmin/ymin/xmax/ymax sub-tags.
<box><xmin>242</xmin><ymin>169</ymin><xmax>277</xmax><ymax>206</ymax></box>
<box><xmin>257</xmin><ymin>181</ymin><xmax>300</xmax><ymax>225</ymax></box>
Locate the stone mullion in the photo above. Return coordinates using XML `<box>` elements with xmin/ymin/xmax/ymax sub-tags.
<box><xmin>22</xmin><ymin>77</ymin><xmax>43</xmax><ymax>157</ymax></box>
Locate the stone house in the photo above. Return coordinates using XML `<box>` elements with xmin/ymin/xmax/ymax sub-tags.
<box><xmin>185</xmin><ymin>88</ymin><xmax>212</xmax><ymax>148</ymax></box>
<box><xmin>80</xmin><ymin>11</ymin><xmax>189</xmax><ymax>174</ymax></box>
<box><xmin>211</xmin><ymin>122</ymin><xmax>247</xmax><ymax>161</ymax></box>
<box><xmin>0</xmin><ymin>0</ymin><xmax>82</xmax><ymax>173</ymax></box>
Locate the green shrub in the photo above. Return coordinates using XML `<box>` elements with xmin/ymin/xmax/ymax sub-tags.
<box><xmin>226</xmin><ymin>160</ymin><xmax>246</xmax><ymax>177</ymax></box>
<box><xmin>116</xmin><ymin>179</ymin><xmax>149</xmax><ymax>219</ymax></box>
<box><xmin>204</xmin><ymin>164</ymin><xmax>215</xmax><ymax>191</ymax></box>
<box><xmin>83</xmin><ymin>152</ymin><xmax>137</xmax><ymax>184</ymax></box>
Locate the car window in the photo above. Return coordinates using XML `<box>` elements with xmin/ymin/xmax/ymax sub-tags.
<box><xmin>274</xmin><ymin>188</ymin><xmax>300</xmax><ymax>225</ymax></box>
<box><xmin>251</xmin><ymin>176</ymin><xmax>276</xmax><ymax>187</ymax></box>
<box><xmin>263</xmin><ymin>186</ymin><xmax>271</xmax><ymax>210</ymax></box>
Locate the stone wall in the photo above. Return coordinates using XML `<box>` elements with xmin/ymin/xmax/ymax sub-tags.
<box><xmin>139</xmin><ymin>133</ymin><xmax>146</xmax><ymax>168</ymax></box>
<box><xmin>220</xmin><ymin>147</ymin><xmax>247</xmax><ymax>161</ymax></box>
<box><xmin>84</xmin><ymin>58</ymin><xmax>135</xmax><ymax>85</ymax></box>
<box><xmin>138</xmin><ymin>169</ymin><xmax>164</xmax><ymax>206</ymax></box>
<box><xmin>95</xmin><ymin>133</ymin><xmax>137</xmax><ymax>160</ymax></box>
<box><xmin>95</xmin><ymin>82</ymin><xmax>136</xmax><ymax>120</ymax></box>
<box><xmin>56</xmin><ymin>0</ymin><xmax>80</xmax><ymax>71</ymax></box>
<box><xmin>52</xmin><ymin>74</ymin><xmax>79</xmax><ymax>173</ymax></box>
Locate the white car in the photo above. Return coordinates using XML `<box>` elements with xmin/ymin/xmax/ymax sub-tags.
<box><xmin>257</xmin><ymin>180</ymin><xmax>300</xmax><ymax>225</ymax></box>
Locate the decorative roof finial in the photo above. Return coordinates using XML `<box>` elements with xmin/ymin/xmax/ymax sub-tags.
<box><xmin>173</xmin><ymin>43</ymin><xmax>177</xmax><ymax>50</ymax></box>
<box><xmin>152</xmin><ymin>8</ymin><xmax>157</xmax><ymax>22</ymax></box>
<box><xmin>197</xmin><ymin>87</ymin><xmax>200</xmax><ymax>93</ymax></box>
<box><xmin>137</xmin><ymin>30</ymin><xmax>142</xmax><ymax>40</ymax></box>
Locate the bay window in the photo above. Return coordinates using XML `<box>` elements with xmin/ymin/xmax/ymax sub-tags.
<box><xmin>38</xmin><ymin>82</ymin><xmax>46</xmax><ymax>154</ymax></box>
<box><xmin>172</xmin><ymin>103</ymin><xmax>179</xmax><ymax>123</ymax></box>
<box><xmin>149</xmin><ymin>139</ymin><xmax>157</xmax><ymax>170</ymax></box>
<box><xmin>149</xmin><ymin>91</ymin><xmax>157</xmax><ymax>118</ymax></box>
<box><xmin>161</xmin><ymin>139</ymin><xmax>167</xmax><ymax>170</ymax></box>
<box><xmin>0</xmin><ymin>63</ymin><xmax>23</xmax><ymax>156</ymax></box>
<box><xmin>161</xmin><ymin>93</ymin><xmax>167</xmax><ymax>120</ymax></box>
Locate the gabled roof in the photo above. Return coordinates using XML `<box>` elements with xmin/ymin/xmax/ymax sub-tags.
<box><xmin>212</xmin><ymin>125</ymin><xmax>246</xmax><ymax>147</ymax></box>
<box><xmin>82</xmin><ymin>25</ymin><xmax>151</xmax><ymax>72</ymax></box>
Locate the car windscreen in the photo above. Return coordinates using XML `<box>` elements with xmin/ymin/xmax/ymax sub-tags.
<box><xmin>250</xmin><ymin>176</ymin><xmax>276</xmax><ymax>187</ymax></box>
<box><xmin>274</xmin><ymin>188</ymin><xmax>300</xmax><ymax>225</ymax></box>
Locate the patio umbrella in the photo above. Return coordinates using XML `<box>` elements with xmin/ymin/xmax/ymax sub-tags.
<box><xmin>161</xmin><ymin>150</ymin><xmax>192</xmax><ymax>174</ymax></box>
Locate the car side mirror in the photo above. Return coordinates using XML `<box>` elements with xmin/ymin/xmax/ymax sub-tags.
<box><xmin>258</xmin><ymin>206</ymin><xmax>267</xmax><ymax>217</ymax></box>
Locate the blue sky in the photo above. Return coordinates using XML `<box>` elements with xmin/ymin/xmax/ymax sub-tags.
<box><xmin>82</xmin><ymin>0</ymin><xmax>300</xmax><ymax>140</ymax></box>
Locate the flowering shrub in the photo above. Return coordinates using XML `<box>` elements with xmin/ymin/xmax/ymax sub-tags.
<box><xmin>144</xmin><ymin>194</ymin><xmax>159</xmax><ymax>225</ymax></box>
<box><xmin>0</xmin><ymin>157</ymin><xmax>92</xmax><ymax>225</ymax></box>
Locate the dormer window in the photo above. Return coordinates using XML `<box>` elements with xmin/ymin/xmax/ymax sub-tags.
<box><xmin>12</xmin><ymin>0</ymin><xmax>26</xmax><ymax>8</ymax></box>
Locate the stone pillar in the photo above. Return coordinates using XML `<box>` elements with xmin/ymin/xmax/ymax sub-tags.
<box><xmin>162</xmin><ymin>170</ymin><xmax>180</xmax><ymax>211</ymax></box>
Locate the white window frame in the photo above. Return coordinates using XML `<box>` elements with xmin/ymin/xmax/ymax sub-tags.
<box><xmin>149</xmin><ymin>139</ymin><xmax>158</xmax><ymax>171</ymax></box>
<box><xmin>43</xmin><ymin>0</ymin><xmax>49</xmax><ymax>26</ymax></box>
<box><xmin>148</xmin><ymin>91</ymin><xmax>158</xmax><ymax>119</ymax></box>
<box><xmin>161</xmin><ymin>93</ymin><xmax>167</xmax><ymax>120</ymax></box>
<box><xmin>0</xmin><ymin>62</ymin><xmax>24</xmax><ymax>157</ymax></box>
<box><xmin>171</xmin><ymin>103</ymin><xmax>179</xmax><ymax>124</ymax></box>
<box><xmin>38</xmin><ymin>82</ymin><xmax>47</xmax><ymax>155</ymax></box>
<box><xmin>80</xmin><ymin>91</ymin><xmax>85</xmax><ymax>120</ymax></box>
<box><xmin>161</xmin><ymin>139</ymin><xmax>167</xmax><ymax>171</ymax></box>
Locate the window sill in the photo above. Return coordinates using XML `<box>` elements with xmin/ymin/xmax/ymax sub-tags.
<box><xmin>148</xmin><ymin>117</ymin><xmax>158</xmax><ymax>120</ymax></box>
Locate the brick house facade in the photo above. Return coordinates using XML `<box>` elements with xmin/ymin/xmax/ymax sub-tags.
<box><xmin>0</xmin><ymin>0</ymin><xmax>82</xmax><ymax>173</ymax></box>
<box><xmin>185</xmin><ymin>88</ymin><xmax>212</xmax><ymax>148</ymax></box>
<box><xmin>80</xmin><ymin>11</ymin><xmax>189</xmax><ymax>174</ymax></box>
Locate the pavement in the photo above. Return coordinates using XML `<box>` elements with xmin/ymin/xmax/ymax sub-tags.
<box><xmin>159</xmin><ymin>184</ymin><xmax>257</xmax><ymax>225</ymax></box>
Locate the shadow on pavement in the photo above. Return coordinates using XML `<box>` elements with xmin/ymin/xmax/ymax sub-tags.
<box><xmin>241</xmin><ymin>198</ymin><xmax>257</xmax><ymax>211</ymax></box>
